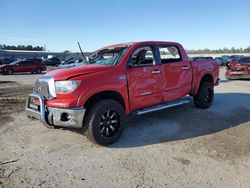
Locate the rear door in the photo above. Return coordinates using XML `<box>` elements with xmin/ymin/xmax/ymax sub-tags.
<box><xmin>126</xmin><ymin>46</ymin><xmax>163</xmax><ymax>111</ymax></box>
<box><xmin>157</xmin><ymin>45</ymin><xmax>192</xmax><ymax>102</ymax></box>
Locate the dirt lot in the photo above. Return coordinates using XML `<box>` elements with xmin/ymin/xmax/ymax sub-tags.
<box><xmin>0</xmin><ymin>68</ymin><xmax>250</xmax><ymax>188</ymax></box>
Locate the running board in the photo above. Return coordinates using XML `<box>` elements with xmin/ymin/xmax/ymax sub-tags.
<box><xmin>134</xmin><ymin>97</ymin><xmax>191</xmax><ymax>115</ymax></box>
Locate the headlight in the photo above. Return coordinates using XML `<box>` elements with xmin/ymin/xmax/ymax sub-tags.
<box><xmin>55</xmin><ymin>80</ymin><xmax>81</xmax><ymax>94</ymax></box>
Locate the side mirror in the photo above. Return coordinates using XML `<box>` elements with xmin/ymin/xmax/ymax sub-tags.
<box><xmin>16</xmin><ymin>63</ymin><xmax>19</xmax><ymax>66</ymax></box>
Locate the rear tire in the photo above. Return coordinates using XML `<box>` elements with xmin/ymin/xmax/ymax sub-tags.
<box><xmin>84</xmin><ymin>99</ymin><xmax>125</xmax><ymax>146</ymax></box>
<box><xmin>194</xmin><ymin>82</ymin><xmax>214</xmax><ymax>109</ymax></box>
<box><xmin>6</xmin><ymin>69</ymin><xmax>14</xmax><ymax>75</ymax></box>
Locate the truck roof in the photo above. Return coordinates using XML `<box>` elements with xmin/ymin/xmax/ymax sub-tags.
<box><xmin>102</xmin><ymin>41</ymin><xmax>182</xmax><ymax>49</ymax></box>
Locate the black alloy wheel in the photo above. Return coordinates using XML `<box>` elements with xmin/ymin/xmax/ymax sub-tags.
<box><xmin>99</xmin><ymin>109</ymin><xmax>121</xmax><ymax>138</ymax></box>
<box><xmin>85</xmin><ymin>99</ymin><xmax>125</xmax><ymax>146</ymax></box>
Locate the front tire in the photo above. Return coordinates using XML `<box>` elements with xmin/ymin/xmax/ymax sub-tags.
<box><xmin>6</xmin><ymin>69</ymin><xmax>14</xmax><ymax>75</ymax></box>
<box><xmin>84</xmin><ymin>100</ymin><xmax>125</xmax><ymax>146</ymax></box>
<box><xmin>194</xmin><ymin>82</ymin><xmax>214</xmax><ymax>109</ymax></box>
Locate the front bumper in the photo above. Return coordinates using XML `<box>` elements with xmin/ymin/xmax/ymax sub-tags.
<box><xmin>25</xmin><ymin>93</ymin><xmax>85</xmax><ymax>128</ymax></box>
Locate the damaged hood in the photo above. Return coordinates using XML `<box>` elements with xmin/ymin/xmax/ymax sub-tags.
<box><xmin>228</xmin><ymin>62</ymin><xmax>249</xmax><ymax>71</ymax></box>
<box><xmin>45</xmin><ymin>64</ymin><xmax>109</xmax><ymax>80</ymax></box>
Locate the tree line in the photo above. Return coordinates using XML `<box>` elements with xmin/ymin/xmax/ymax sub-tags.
<box><xmin>1</xmin><ymin>44</ymin><xmax>250</xmax><ymax>54</ymax></box>
<box><xmin>0</xmin><ymin>44</ymin><xmax>44</xmax><ymax>51</ymax></box>
<box><xmin>187</xmin><ymin>46</ymin><xmax>250</xmax><ymax>54</ymax></box>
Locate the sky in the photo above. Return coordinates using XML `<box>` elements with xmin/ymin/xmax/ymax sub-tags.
<box><xmin>0</xmin><ymin>0</ymin><xmax>249</xmax><ymax>52</ymax></box>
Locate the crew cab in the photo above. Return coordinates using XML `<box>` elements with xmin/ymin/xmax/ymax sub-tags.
<box><xmin>0</xmin><ymin>60</ymin><xmax>46</xmax><ymax>75</ymax></box>
<box><xmin>25</xmin><ymin>41</ymin><xmax>220</xmax><ymax>145</ymax></box>
<box><xmin>226</xmin><ymin>56</ymin><xmax>250</xmax><ymax>79</ymax></box>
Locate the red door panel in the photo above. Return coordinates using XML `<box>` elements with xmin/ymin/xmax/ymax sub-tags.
<box><xmin>162</xmin><ymin>60</ymin><xmax>192</xmax><ymax>102</ymax></box>
<box><xmin>127</xmin><ymin>65</ymin><xmax>163</xmax><ymax>111</ymax></box>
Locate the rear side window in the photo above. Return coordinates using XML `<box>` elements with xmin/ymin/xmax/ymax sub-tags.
<box><xmin>159</xmin><ymin>46</ymin><xmax>182</xmax><ymax>63</ymax></box>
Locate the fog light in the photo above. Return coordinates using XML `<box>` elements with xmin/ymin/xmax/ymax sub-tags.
<box><xmin>60</xmin><ymin>112</ymin><xmax>72</xmax><ymax>122</ymax></box>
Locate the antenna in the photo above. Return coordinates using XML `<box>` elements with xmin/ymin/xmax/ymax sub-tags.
<box><xmin>77</xmin><ymin>42</ymin><xmax>86</xmax><ymax>60</ymax></box>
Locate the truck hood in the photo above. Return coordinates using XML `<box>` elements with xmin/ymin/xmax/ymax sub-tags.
<box><xmin>45</xmin><ymin>64</ymin><xmax>109</xmax><ymax>80</ymax></box>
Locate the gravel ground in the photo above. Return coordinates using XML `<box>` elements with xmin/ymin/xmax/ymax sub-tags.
<box><xmin>0</xmin><ymin>73</ymin><xmax>44</xmax><ymax>86</ymax></box>
<box><xmin>0</xmin><ymin>67</ymin><xmax>250</xmax><ymax>188</ymax></box>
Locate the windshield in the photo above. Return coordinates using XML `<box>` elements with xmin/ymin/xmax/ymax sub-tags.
<box><xmin>9</xmin><ymin>61</ymin><xmax>18</xmax><ymax>65</ymax></box>
<box><xmin>88</xmin><ymin>47</ymin><xmax>128</xmax><ymax>66</ymax></box>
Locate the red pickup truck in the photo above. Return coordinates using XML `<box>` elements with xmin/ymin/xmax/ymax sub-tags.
<box><xmin>26</xmin><ymin>41</ymin><xmax>220</xmax><ymax>145</ymax></box>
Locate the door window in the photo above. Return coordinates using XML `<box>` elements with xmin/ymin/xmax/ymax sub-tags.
<box><xmin>21</xmin><ymin>61</ymin><xmax>32</xmax><ymax>66</ymax></box>
<box><xmin>159</xmin><ymin>46</ymin><xmax>182</xmax><ymax>63</ymax></box>
<box><xmin>130</xmin><ymin>46</ymin><xmax>156</xmax><ymax>67</ymax></box>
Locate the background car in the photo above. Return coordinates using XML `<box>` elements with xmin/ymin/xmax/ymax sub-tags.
<box><xmin>230</xmin><ymin>55</ymin><xmax>242</xmax><ymax>60</ymax></box>
<box><xmin>0</xmin><ymin>60</ymin><xmax>46</xmax><ymax>75</ymax></box>
<box><xmin>26</xmin><ymin>58</ymin><xmax>43</xmax><ymax>64</ymax></box>
<box><xmin>214</xmin><ymin>56</ymin><xmax>231</xmax><ymax>66</ymax></box>
<box><xmin>43</xmin><ymin>57</ymin><xmax>61</xmax><ymax>66</ymax></box>
<box><xmin>0</xmin><ymin>57</ymin><xmax>15</xmax><ymax>65</ymax></box>
<box><xmin>226</xmin><ymin>56</ymin><xmax>250</xmax><ymax>79</ymax></box>
<box><xmin>221</xmin><ymin>56</ymin><xmax>231</xmax><ymax>65</ymax></box>
<box><xmin>59</xmin><ymin>59</ymin><xmax>85</xmax><ymax>68</ymax></box>
<box><xmin>229</xmin><ymin>55</ymin><xmax>243</xmax><ymax>63</ymax></box>
<box><xmin>193</xmin><ymin>56</ymin><xmax>213</xmax><ymax>61</ymax></box>
<box><xmin>214</xmin><ymin>57</ymin><xmax>223</xmax><ymax>65</ymax></box>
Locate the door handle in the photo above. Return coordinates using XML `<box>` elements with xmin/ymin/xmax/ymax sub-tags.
<box><xmin>152</xmin><ymin>70</ymin><xmax>161</xmax><ymax>74</ymax></box>
<box><xmin>182</xmin><ymin>66</ymin><xmax>190</xmax><ymax>70</ymax></box>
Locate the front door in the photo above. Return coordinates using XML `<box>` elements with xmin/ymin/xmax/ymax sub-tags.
<box><xmin>126</xmin><ymin>46</ymin><xmax>163</xmax><ymax>111</ymax></box>
<box><xmin>13</xmin><ymin>61</ymin><xmax>26</xmax><ymax>72</ymax></box>
<box><xmin>158</xmin><ymin>45</ymin><xmax>192</xmax><ymax>102</ymax></box>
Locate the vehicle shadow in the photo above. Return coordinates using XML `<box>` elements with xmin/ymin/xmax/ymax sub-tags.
<box><xmin>110</xmin><ymin>93</ymin><xmax>250</xmax><ymax>148</ymax></box>
<box><xmin>220</xmin><ymin>79</ymin><xmax>250</xmax><ymax>83</ymax></box>
<box><xmin>220</xmin><ymin>79</ymin><xmax>234</xmax><ymax>83</ymax></box>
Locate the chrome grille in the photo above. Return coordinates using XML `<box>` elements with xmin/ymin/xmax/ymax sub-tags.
<box><xmin>33</xmin><ymin>77</ymin><xmax>56</xmax><ymax>99</ymax></box>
